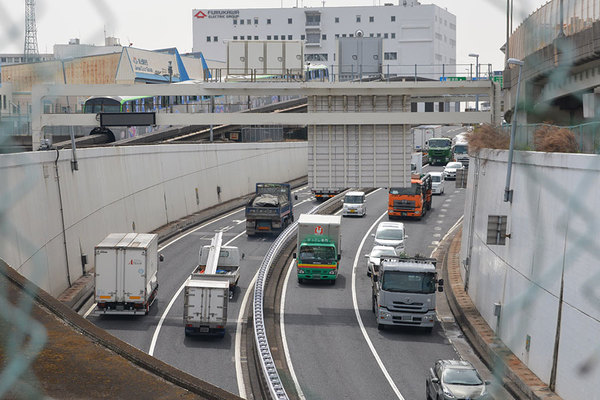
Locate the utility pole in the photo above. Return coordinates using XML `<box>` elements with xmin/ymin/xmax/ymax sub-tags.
<box><xmin>24</xmin><ymin>0</ymin><xmax>40</xmax><ymax>63</ymax></box>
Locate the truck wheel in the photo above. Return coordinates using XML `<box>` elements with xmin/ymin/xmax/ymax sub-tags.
<box><xmin>371</xmin><ymin>296</ymin><xmax>376</xmax><ymax>313</ymax></box>
<box><xmin>329</xmin><ymin>279</ymin><xmax>335</xmax><ymax>286</ymax></box>
<box><xmin>298</xmin><ymin>277</ymin><xmax>304</xmax><ymax>284</ymax></box>
<box><xmin>424</xmin><ymin>326</ymin><xmax>433</xmax><ymax>334</ymax></box>
<box><xmin>377</xmin><ymin>323</ymin><xmax>385</xmax><ymax>331</ymax></box>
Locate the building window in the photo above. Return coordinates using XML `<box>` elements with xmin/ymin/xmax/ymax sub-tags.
<box><xmin>487</xmin><ymin>216</ymin><xmax>508</xmax><ymax>245</ymax></box>
<box><xmin>288</xmin><ymin>35</ymin><xmax>293</xmax><ymax>40</ymax></box>
<box><xmin>376</xmin><ymin>33</ymin><xmax>381</xmax><ymax>37</ymax></box>
<box><xmin>305</xmin><ymin>53</ymin><xmax>328</xmax><ymax>61</ymax></box>
<box><xmin>233</xmin><ymin>19</ymin><xmax>237</xmax><ymax>25</ymax></box>
<box><xmin>450</xmin><ymin>39</ymin><xmax>456</xmax><ymax>47</ymax></box>
<box><xmin>391</xmin><ymin>33</ymin><xmax>396</xmax><ymax>39</ymax></box>
<box><xmin>288</xmin><ymin>18</ymin><xmax>293</xmax><ymax>24</ymax></box>
<box><xmin>369</xmin><ymin>33</ymin><xmax>374</xmax><ymax>37</ymax></box>
<box><xmin>206</xmin><ymin>36</ymin><xmax>211</xmax><ymax>42</ymax></box>
<box><xmin>306</xmin><ymin>32</ymin><xmax>320</xmax><ymax>44</ymax></box>
<box><xmin>254</xmin><ymin>17</ymin><xmax>259</xmax><ymax>24</ymax></box>
<box><xmin>301</xmin><ymin>34</ymin><xmax>306</xmax><ymax>40</ymax></box>
<box><xmin>435</xmin><ymin>53</ymin><xmax>443</xmax><ymax>61</ymax></box>
<box><xmin>369</xmin><ymin>16</ymin><xmax>374</xmax><ymax>22</ymax></box>
<box><xmin>435</xmin><ymin>33</ymin><xmax>443</xmax><ymax>40</ymax></box>
<box><xmin>384</xmin><ymin>33</ymin><xmax>388</xmax><ymax>39</ymax></box>
<box><xmin>450</xmin><ymin>23</ymin><xmax>456</xmax><ymax>30</ymax></box>
<box><xmin>342</xmin><ymin>34</ymin><xmax>346</xmax><ymax>37</ymax></box>
<box><xmin>214</xmin><ymin>36</ymin><xmax>218</xmax><ymax>42</ymax></box>
<box><xmin>349</xmin><ymin>34</ymin><xmax>354</xmax><ymax>37</ymax></box>
<box><xmin>267</xmin><ymin>18</ymin><xmax>271</xmax><ymax>24</ymax></box>
<box><xmin>233</xmin><ymin>36</ymin><xmax>238</xmax><ymax>40</ymax></box>
<box><xmin>335</xmin><ymin>34</ymin><xmax>339</xmax><ymax>38</ymax></box>
<box><xmin>255</xmin><ymin>36</ymin><xmax>259</xmax><ymax>40</ymax></box>
<box><xmin>240</xmin><ymin>36</ymin><xmax>245</xmax><ymax>40</ymax></box>
<box><xmin>240</xmin><ymin>19</ymin><xmax>245</xmax><ymax>25</ymax></box>
<box><xmin>322</xmin><ymin>34</ymin><xmax>327</xmax><ymax>40</ymax></box>
<box><xmin>306</xmin><ymin>14</ymin><xmax>320</xmax><ymax>26</ymax></box>
<box><xmin>384</xmin><ymin>52</ymin><xmax>397</xmax><ymax>60</ymax></box>
<box><xmin>335</xmin><ymin>17</ymin><xmax>339</xmax><ymax>23</ymax></box>
<box><xmin>356</xmin><ymin>15</ymin><xmax>361</xmax><ymax>23</ymax></box>
<box><xmin>391</xmin><ymin>16</ymin><xmax>396</xmax><ymax>22</ymax></box>
<box><xmin>247</xmin><ymin>19</ymin><xmax>251</xmax><ymax>24</ymax></box>
<box><xmin>274</xmin><ymin>35</ymin><xmax>279</xmax><ymax>40</ymax></box>
<box><xmin>267</xmin><ymin>35</ymin><xmax>272</xmax><ymax>40</ymax></box>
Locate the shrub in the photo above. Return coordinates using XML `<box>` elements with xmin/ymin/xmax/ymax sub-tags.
<box><xmin>533</xmin><ymin>125</ymin><xmax>578</xmax><ymax>153</ymax></box>
<box><xmin>467</xmin><ymin>124</ymin><xmax>510</xmax><ymax>152</ymax></box>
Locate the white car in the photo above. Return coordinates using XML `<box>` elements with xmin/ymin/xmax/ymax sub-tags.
<box><xmin>443</xmin><ymin>161</ymin><xmax>464</xmax><ymax>180</ymax></box>
<box><xmin>372</xmin><ymin>221</ymin><xmax>407</xmax><ymax>254</ymax></box>
<box><xmin>430</xmin><ymin>171</ymin><xmax>445</xmax><ymax>195</ymax></box>
<box><xmin>365</xmin><ymin>245</ymin><xmax>397</xmax><ymax>277</ymax></box>
<box><xmin>342</xmin><ymin>191</ymin><xmax>367</xmax><ymax>217</ymax></box>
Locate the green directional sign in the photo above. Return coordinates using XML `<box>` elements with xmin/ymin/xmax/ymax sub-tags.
<box><xmin>492</xmin><ymin>75</ymin><xmax>504</xmax><ymax>87</ymax></box>
<box><xmin>439</xmin><ymin>76</ymin><xmax>467</xmax><ymax>81</ymax></box>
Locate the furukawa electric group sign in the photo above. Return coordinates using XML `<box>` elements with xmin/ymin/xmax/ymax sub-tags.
<box><xmin>194</xmin><ymin>9</ymin><xmax>240</xmax><ymax>19</ymax></box>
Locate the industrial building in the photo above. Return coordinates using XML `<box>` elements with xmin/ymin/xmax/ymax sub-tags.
<box><xmin>192</xmin><ymin>0</ymin><xmax>456</xmax><ymax>78</ymax></box>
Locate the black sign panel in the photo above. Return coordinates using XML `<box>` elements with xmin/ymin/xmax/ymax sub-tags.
<box><xmin>99</xmin><ymin>112</ymin><xmax>156</xmax><ymax>127</ymax></box>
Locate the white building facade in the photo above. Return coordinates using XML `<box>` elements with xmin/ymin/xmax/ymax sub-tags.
<box><xmin>192</xmin><ymin>1</ymin><xmax>456</xmax><ymax>79</ymax></box>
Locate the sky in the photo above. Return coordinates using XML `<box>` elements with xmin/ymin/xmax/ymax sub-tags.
<box><xmin>0</xmin><ymin>0</ymin><xmax>549</xmax><ymax>71</ymax></box>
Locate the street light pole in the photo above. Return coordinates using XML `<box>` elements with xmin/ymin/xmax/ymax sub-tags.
<box><xmin>504</xmin><ymin>57</ymin><xmax>524</xmax><ymax>203</ymax></box>
<box><xmin>469</xmin><ymin>53</ymin><xmax>479</xmax><ymax>111</ymax></box>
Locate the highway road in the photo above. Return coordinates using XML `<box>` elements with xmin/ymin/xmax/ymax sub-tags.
<box><xmin>87</xmin><ymin>185</ymin><xmax>317</xmax><ymax>396</ymax></box>
<box><xmin>282</xmin><ymin>165</ymin><xmax>468</xmax><ymax>400</ymax></box>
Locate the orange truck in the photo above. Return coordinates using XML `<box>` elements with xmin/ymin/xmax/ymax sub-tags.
<box><xmin>388</xmin><ymin>173</ymin><xmax>432</xmax><ymax>220</ymax></box>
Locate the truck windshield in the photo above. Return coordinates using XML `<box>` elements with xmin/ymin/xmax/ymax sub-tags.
<box><xmin>381</xmin><ymin>271</ymin><xmax>436</xmax><ymax>293</ymax></box>
<box><xmin>299</xmin><ymin>245</ymin><xmax>336</xmax><ymax>262</ymax></box>
<box><xmin>453</xmin><ymin>144</ymin><xmax>468</xmax><ymax>154</ymax></box>
<box><xmin>429</xmin><ymin>139</ymin><xmax>451</xmax><ymax>147</ymax></box>
<box><xmin>389</xmin><ymin>184</ymin><xmax>419</xmax><ymax>195</ymax></box>
<box><xmin>344</xmin><ymin>195</ymin><xmax>364</xmax><ymax>203</ymax></box>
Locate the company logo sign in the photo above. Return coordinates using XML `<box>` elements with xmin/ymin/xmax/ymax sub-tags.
<box><xmin>195</xmin><ymin>9</ymin><xmax>240</xmax><ymax>19</ymax></box>
<box><xmin>314</xmin><ymin>226</ymin><xmax>323</xmax><ymax>235</ymax></box>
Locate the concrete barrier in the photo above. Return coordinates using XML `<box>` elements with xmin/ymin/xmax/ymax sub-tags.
<box><xmin>0</xmin><ymin>142</ymin><xmax>308</xmax><ymax>297</ymax></box>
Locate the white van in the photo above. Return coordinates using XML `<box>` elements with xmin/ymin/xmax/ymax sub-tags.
<box><xmin>342</xmin><ymin>191</ymin><xmax>367</xmax><ymax>217</ymax></box>
<box><xmin>429</xmin><ymin>171</ymin><xmax>445</xmax><ymax>195</ymax></box>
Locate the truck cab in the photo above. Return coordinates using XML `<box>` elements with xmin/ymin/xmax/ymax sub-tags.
<box><xmin>372</xmin><ymin>256</ymin><xmax>443</xmax><ymax>332</ymax></box>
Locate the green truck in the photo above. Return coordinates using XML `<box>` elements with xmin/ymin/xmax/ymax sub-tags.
<box><xmin>427</xmin><ymin>137</ymin><xmax>453</xmax><ymax>166</ymax></box>
<box><xmin>294</xmin><ymin>214</ymin><xmax>341</xmax><ymax>284</ymax></box>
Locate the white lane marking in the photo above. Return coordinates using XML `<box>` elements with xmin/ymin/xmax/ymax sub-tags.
<box><xmin>148</xmin><ymin>231</ymin><xmax>246</xmax><ymax>357</ymax></box>
<box><xmin>432</xmin><ymin>241</ymin><xmax>440</xmax><ymax>245</ymax></box>
<box><xmin>433</xmin><ymin>234</ymin><xmax>442</xmax><ymax>238</ymax></box>
<box><xmin>280</xmin><ymin>259</ymin><xmax>307</xmax><ymax>400</ymax></box>
<box><xmin>235</xmin><ymin>270</ymin><xmax>259</xmax><ymax>399</ymax></box>
<box><xmin>441</xmin><ymin>208</ymin><xmax>448</xmax><ymax>212</ymax></box>
<box><xmin>83</xmin><ymin>302</ymin><xmax>95</xmax><ymax>318</ymax></box>
<box><xmin>436</xmin><ymin>220</ymin><xmax>444</xmax><ymax>224</ymax></box>
<box><xmin>351</xmin><ymin>210</ymin><xmax>406</xmax><ymax>400</ymax></box>
<box><xmin>430</xmin><ymin>215</ymin><xmax>464</xmax><ymax>257</ymax></box>
<box><xmin>434</xmin><ymin>226</ymin><xmax>442</xmax><ymax>231</ymax></box>
<box><xmin>439</xmin><ymin>214</ymin><xmax>446</xmax><ymax>218</ymax></box>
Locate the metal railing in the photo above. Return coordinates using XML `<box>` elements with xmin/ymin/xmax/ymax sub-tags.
<box><xmin>253</xmin><ymin>192</ymin><xmax>346</xmax><ymax>399</ymax></box>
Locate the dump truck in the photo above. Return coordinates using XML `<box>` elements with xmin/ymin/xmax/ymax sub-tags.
<box><xmin>294</xmin><ymin>214</ymin><xmax>342</xmax><ymax>284</ymax></box>
<box><xmin>388</xmin><ymin>173</ymin><xmax>432</xmax><ymax>220</ymax></box>
<box><xmin>245</xmin><ymin>183</ymin><xmax>295</xmax><ymax>235</ymax></box>
<box><xmin>371</xmin><ymin>255</ymin><xmax>443</xmax><ymax>332</ymax></box>
<box><xmin>94</xmin><ymin>233</ymin><xmax>161</xmax><ymax>315</ymax></box>
<box><xmin>183</xmin><ymin>232</ymin><xmax>233</xmax><ymax>337</ymax></box>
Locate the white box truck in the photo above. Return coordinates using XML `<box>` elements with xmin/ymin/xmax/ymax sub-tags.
<box><xmin>295</xmin><ymin>214</ymin><xmax>342</xmax><ymax>284</ymax></box>
<box><xmin>94</xmin><ymin>233</ymin><xmax>160</xmax><ymax>315</ymax></box>
<box><xmin>183</xmin><ymin>278</ymin><xmax>229</xmax><ymax>337</ymax></box>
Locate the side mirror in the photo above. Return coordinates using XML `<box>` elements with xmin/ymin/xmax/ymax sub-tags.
<box><xmin>337</xmin><ymin>254</ymin><xmax>341</xmax><ymax>261</ymax></box>
<box><xmin>372</xmin><ymin>274</ymin><xmax>378</xmax><ymax>282</ymax></box>
<box><xmin>364</xmin><ymin>254</ymin><xmax>369</xmax><ymax>258</ymax></box>
<box><xmin>159</xmin><ymin>254</ymin><xmax>164</xmax><ymax>262</ymax></box>
<box><xmin>371</xmin><ymin>233</ymin><xmax>375</xmax><ymax>237</ymax></box>
<box><xmin>431</xmin><ymin>377</ymin><xmax>439</xmax><ymax>384</ymax></box>
<box><xmin>293</xmin><ymin>252</ymin><xmax>297</xmax><ymax>259</ymax></box>
<box><xmin>242</xmin><ymin>253</ymin><xmax>246</xmax><ymax>259</ymax></box>
<box><xmin>485</xmin><ymin>380</ymin><xmax>491</xmax><ymax>386</ymax></box>
<box><xmin>294</xmin><ymin>194</ymin><xmax>298</xmax><ymax>200</ymax></box>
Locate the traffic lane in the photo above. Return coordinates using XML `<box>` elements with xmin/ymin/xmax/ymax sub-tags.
<box><xmin>149</xmin><ymin>191</ymin><xmax>318</xmax><ymax>394</ymax></box>
<box><xmin>90</xmin><ymin>187</ymin><xmax>313</xmax><ymax>351</ymax></box>
<box><xmin>284</xmin><ymin>189</ymin><xmax>399</xmax><ymax>400</ymax></box>
<box><xmin>356</xmin><ymin>187</ymin><xmax>468</xmax><ymax>400</ymax></box>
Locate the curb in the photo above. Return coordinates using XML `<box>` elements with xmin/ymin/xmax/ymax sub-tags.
<box><xmin>442</xmin><ymin>225</ymin><xmax>563</xmax><ymax>400</ymax></box>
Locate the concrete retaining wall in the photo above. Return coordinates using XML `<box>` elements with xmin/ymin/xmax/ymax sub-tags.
<box><xmin>460</xmin><ymin>149</ymin><xmax>600</xmax><ymax>400</ymax></box>
<box><xmin>0</xmin><ymin>142</ymin><xmax>307</xmax><ymax>297</ymax></box>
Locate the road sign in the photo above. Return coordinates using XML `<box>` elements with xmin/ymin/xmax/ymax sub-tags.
<box><xmin>439</xmin><ymin>76</ymin><xmax>466</xmax><ymax>81</ymax></box>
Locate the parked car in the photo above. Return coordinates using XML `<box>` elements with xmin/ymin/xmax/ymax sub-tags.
<box><xmin>443</xmin><ymin>161</ymin><xmax>464</xmax><ymax>180</ymax></box>
<box><xmin>430</xmin><ymin>171</ymin><xmax>445</xmax><ymax>195</ymax></box>
<box><xmin>371</xmin><ymin>221</ymin><xmax>406</xmax><ymax>254</ymax></box>
<box><xmin>364</xmin><ymin>245</ymin><xmax>397</xmax><ymax>277</ymax></box>
<box><xmin>342</xmin><ymin>191</ymin><xmax>367</xmax><ymax>217</ymax></box>
<box><xmin>426</xmin><ymin>359</ymin><xmax>490</xmax><ymax>400</ymax></box>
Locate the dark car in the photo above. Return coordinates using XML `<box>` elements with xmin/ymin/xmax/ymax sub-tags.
<box><xmin>426</xmin><ymin>359</ymin><xmax>490</xmax><ymax>400</ymax></box>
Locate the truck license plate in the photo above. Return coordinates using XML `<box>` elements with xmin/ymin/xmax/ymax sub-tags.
<box><xmin>401</xmin><ymin>212</ymin><xmax>407</xmax><ymax>216</ymax></box>
<box><xmin>200</xmin><ymin>327</ymin><xmax>210</xmax><ymax>333</ymax></box>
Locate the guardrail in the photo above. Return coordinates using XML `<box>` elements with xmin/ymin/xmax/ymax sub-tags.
<box><xmin>252</xmin><ymin>192</ymin><xmax>347</xmax><ymax>399</ymax></box>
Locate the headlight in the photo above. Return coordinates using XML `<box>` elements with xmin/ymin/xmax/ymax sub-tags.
<box><xmin>298</xmin><ymin>269</ymin><xmax>305</xmax><ymax>274</ymax></box>
<box><xmin>379</xmin><ymin>310</ymin><xmax>391</xmax><ymax>319</ymax></box>
<box><xmin>442</xmin><ymin>386</ymin><xmax>456</xmax><ymax>398</ymax></box>
<box><xmin>329</xmin><ymin>270</ymin><xmax>336</xmax><ymax>275</ymax></box>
